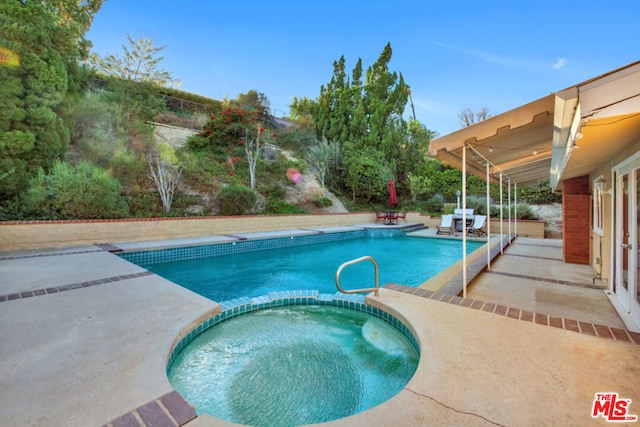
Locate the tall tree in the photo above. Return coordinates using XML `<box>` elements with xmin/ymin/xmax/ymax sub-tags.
<box><xmin>90</xmin><ymin>34</ymin><xmax>177</xmax><ymax>87</ymax></box>
<box><xmin>89</xmin><ymin>34</ymin><xmax>177</xmax><ymax>121</ymax></box>
<box><xmin>289</xmin><ymin>96</ymin><xmax>316</xmax><ymax>127</ymax></box>
<box><xmin>0</xmin><ymin>0</ymin><xmax>104</xmax><ymax>200</ymax></box>
<box><xmin>311</xmin><ymin>43</ymin><xmax>420</xmax><ymax>201</ymax></box>
<box><xmin>234</xmin><ymin>89</ymin><xmax>271</xmax><ymax>116</ymax></box>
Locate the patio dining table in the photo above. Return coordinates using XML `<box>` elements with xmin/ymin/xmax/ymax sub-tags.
<box><xmin>384</xmin><ymin>211</ymin><xmax>398</xmax><ymax>225</ymax></box>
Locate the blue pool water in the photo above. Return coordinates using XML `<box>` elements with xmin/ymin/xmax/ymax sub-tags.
<box><xmin>168</xmin><ymin>305</ymin><xmax>419</xmax><ymax>426</ymax></box>
<box><xmin>142</xmin><ymin>232</ymin><xmax>482</xmax><ymax>302</ymax></box>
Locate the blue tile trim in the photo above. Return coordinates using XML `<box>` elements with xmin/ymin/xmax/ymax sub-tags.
<box><xmin>167</xmin><ymin>292</ymin><xmax>419</xmax><ymax>371</ymax></box>
<box><xmin>119</xmin><ymin>229</ymin><xmax>403</xmax><ymax>266</ymax></box>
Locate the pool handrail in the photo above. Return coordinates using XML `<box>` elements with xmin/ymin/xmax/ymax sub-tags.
<box><xmin>335</xmin><ymin>256</ymin><xmax>379</xmax><ymax>297</ymax></box>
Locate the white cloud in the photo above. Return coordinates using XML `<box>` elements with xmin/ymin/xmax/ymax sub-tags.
<box><xmin>551</xmin><ymin>58</ymin><xmax>567</xmax><ymax>70</ymax></box>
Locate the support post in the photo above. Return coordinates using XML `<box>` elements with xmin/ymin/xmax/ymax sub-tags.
<box><xmin>500</xmin><ymin>173</ymin><xmax>504</xmax><ymax>254</ymax></box>
<box><xmin>462</xmin><ymin>145</ymin><xmax>467</xmax><ymax>298</ymax></box>
<box><xmin>508</xmin><ymin>179</ymin><xmax>512</xmax><ymax>243</ymax></box>
<box><xmin>514</xmin><ymin>182</ymin><xmax>518</xmax><ymax>238</ymax></box>
<box><xmin>486</xmin><ymin>162</ymin><xmax>491</xmax><ymax>270</ymax></box>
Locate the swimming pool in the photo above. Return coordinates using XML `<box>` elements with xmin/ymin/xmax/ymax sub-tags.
<box><xmin>120</xmin><ymin>229</ymin><xmax>483</xmax><ymax>302</ymax></box>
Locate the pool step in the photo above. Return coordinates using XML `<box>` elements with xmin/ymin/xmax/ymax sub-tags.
<box><xmin>401</xmin><ymin>224</ymin><xmax>428</xmax><ymax>233</ymax></box>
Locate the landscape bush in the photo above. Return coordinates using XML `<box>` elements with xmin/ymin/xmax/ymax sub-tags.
<box><xmin>423</xmin><ymin>193</ymin><xmax>445</xmax><ymax>214</ymax></box>
<box><xmin>313</xmin><ymin>197</ymin><xmax>333</xmax><ymax>208</ymax></box>
<box><xmin>511</xmin><ymin>203</ymin><xmax>538</xmax><ymax>220</ymax></box>
<box><xmin>517</xmin><ymin>179</ymin><xmax>561</xmax><ymax>204</ymax></box>
<box><xmin>264</xmin><ymin>197</ymin><xmax>307</xmax><ymax>214</ymax></box>
<box><xmin>258</xmin><ymin>182</ymin><xmax>287</xmax><ymax>199</ymax></box>
<box><xmin>465</xmin><ymin>195</ymin><xmax>491</xmax><ymax>216</ymax></box>
<box><xmin>25</xmin><ymin>161</ymin><xmax>129</xmax><ymax>219</ymax></box>
<box><xmin>217</xmin><ymin>184</ymin><xmax>257</xmax><ymax>215</ymax></box>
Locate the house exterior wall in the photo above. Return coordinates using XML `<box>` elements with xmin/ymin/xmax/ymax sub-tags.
<box><xmin>562</xmin><ymin>176</ymin><xmax>591</xmax><ymax>264</ymax></box>
<box><xmin>590</xmin><ymin>144</ymin><xmax>640</xmax><ymax>288</ymax></box>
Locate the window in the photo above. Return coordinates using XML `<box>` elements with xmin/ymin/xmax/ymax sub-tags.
<box><xmin>592</xmin><ymin>175</ymin><xmax>605</xmax><ymax>235</ymax></box>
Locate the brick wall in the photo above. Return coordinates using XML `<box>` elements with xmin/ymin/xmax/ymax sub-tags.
<box><xmin>562</xmin><ymin>176</ymin><xmax>590</xmax><ymax>264</ymax></box>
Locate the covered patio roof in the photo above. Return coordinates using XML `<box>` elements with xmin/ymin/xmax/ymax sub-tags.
<box><xmin>428</xmin><ymin>60</ymin><xmax>640</xmax><ymax>190</ymax></box>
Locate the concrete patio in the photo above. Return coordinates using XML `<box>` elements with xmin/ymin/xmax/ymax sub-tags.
<box><xmin>0</xmin><ymin>228</ymin><xmax>638</xmax><ymax>426</ymax></box>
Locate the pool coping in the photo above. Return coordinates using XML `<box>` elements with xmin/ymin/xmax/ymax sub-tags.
<box><xmin>105</xmin><ymin>224</ymin><xmax>415</xmax><ymax>253</ymax></box>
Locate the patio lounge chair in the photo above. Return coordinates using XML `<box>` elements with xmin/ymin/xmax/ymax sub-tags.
<box><xmin>436</xmin><ymin>214</ymin><xmax>454</xmax><ymax>235</ymax></box>
<box><xmin>468</xmin><ymin>215</ymin><xmax>487</xmax><ymax>236</ymax></box>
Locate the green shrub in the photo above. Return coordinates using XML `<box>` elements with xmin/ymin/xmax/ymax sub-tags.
<box><xmin>313</xmin><ymin>197</ymin><xmax>332</xmax><ymax>208</ymax></box>
<box><xmin>276</xmin><ymin>127</ymin><xmax>318</xmax><ymax>152</ymax></box>
<box><xmin>125</xmin><ymin>188</ymin><xmax>162</xmax><ymax>217</ymax></box>
<box><xmin>195</xmin><ymin>107</ymin><xmax>259</xmax><ymax>152</ymax></box>
<box><xmin>259</xmin><ymin>182</ymin><xmax>287</xmax><ymax>199</ymax></box>
<box><xmin>465</xmin><ymin>195</ymin><xmax>493</xmax><ymax>216</ymax></box>
<box><xmin>512</xmin><ymin>203</ymin><xmax>538</xmax><ymax>220</ymax></box>
<box><xmin>516</xmin><ymin>179</ymin><xmax>561</xmax><ymax>204</ymax></box>
<box><xmin>25</xmin><ymin>161</ymin><xmax>129</xmax><ymax>219</ymax></box>
<box><xmin>264</xmin><ymin>197</ymin><xmax>307</xmax><ymax>214</ymax></box>
<box><xmin>490</xmin><ymin>203</ymin><xmax>537</xmax><ymax>220</ymax></box>
<box><xmin>424</xmin><ymin>193</ymin><xmax>445</xmax><ymax>214</ymax></box>
<box><xmin>217</xmin><ymin>184</ymin><xmax>256</xmax><ymax>215</ymax></box>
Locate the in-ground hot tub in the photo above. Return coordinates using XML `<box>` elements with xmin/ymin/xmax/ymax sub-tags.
<box><xmin>167</xmin><ymin>296</ymin><xmax>419</xmax><ymax>427</ymax></box>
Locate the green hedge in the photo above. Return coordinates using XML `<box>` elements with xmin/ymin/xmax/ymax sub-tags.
<box><xmin>217</xmin><ymin>184</ymin><xmax>256</xmax><ymax>215</ymax></box>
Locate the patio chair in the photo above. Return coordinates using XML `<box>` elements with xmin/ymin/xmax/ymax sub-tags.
<box><xmin>436</xmin><ymin>214</ymin><xmax>454</xmax><ymax>235</ymax></box>
<box><xmin>375</xmin><ymin>211</ymin><xmax>386</xmax><ymax>224</ymax></box>
<box><xmin>396</xmin><ymin>211</ymin><xmax>407</xmax><ymax>223</ymax></box>
<box><xmin>468</xmin><ymin>215</ymin><xmax>487</xmax><ymax>236</ymax></box>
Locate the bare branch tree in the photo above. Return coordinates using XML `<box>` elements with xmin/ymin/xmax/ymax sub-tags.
<box><xmin>458</xmin><ymin>106</ymin><xmax>492</xmax><ymax>128</ymax></box>
<box><xmin>244</xmin><ymin>126</ymin><xmax>264</xmax><ymax>190</ymax></box>
<box><xmin>148</xmin><ymin>143</ymin><xmax>182</xmax><ymax>212</ymax></box>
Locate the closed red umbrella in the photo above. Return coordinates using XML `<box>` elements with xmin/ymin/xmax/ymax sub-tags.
<box><xmin>388</xmin><ymin>179</ymin><xmax>397</xmax><ymax>207</ymax></box>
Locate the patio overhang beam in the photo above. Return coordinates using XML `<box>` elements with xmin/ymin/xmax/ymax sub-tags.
<box><xmin>465</xmin><ymin>143</ymin><xmax>516</xmax><ymax>185</ymax></box>
<box><xmin>436</xmin><ymin>147</ymin><xmax>502</xmax><ymax>184</ymax></box>
<box><xmin>429</xmin><ymin>94</ymin><xmax>555</xmax><ymax>186</ymax></box>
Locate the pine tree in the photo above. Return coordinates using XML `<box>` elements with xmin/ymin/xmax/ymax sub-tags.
<box><xmin>0</xmin><ymin>0</ymin><xmax>103</xmax><ymax>200</ymax></box>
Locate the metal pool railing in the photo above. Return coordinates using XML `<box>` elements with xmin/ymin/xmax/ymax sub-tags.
<box><xmin>335</xmin><ymin>256</ymin><xmax>379</xmax><ymax>297</ymax></box>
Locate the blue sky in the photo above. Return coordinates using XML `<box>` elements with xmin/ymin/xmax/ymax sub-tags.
<box><xmin>86</xmin><ymin>1</ymin><xmax>640</xmax><ymax>136</ymax></box>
